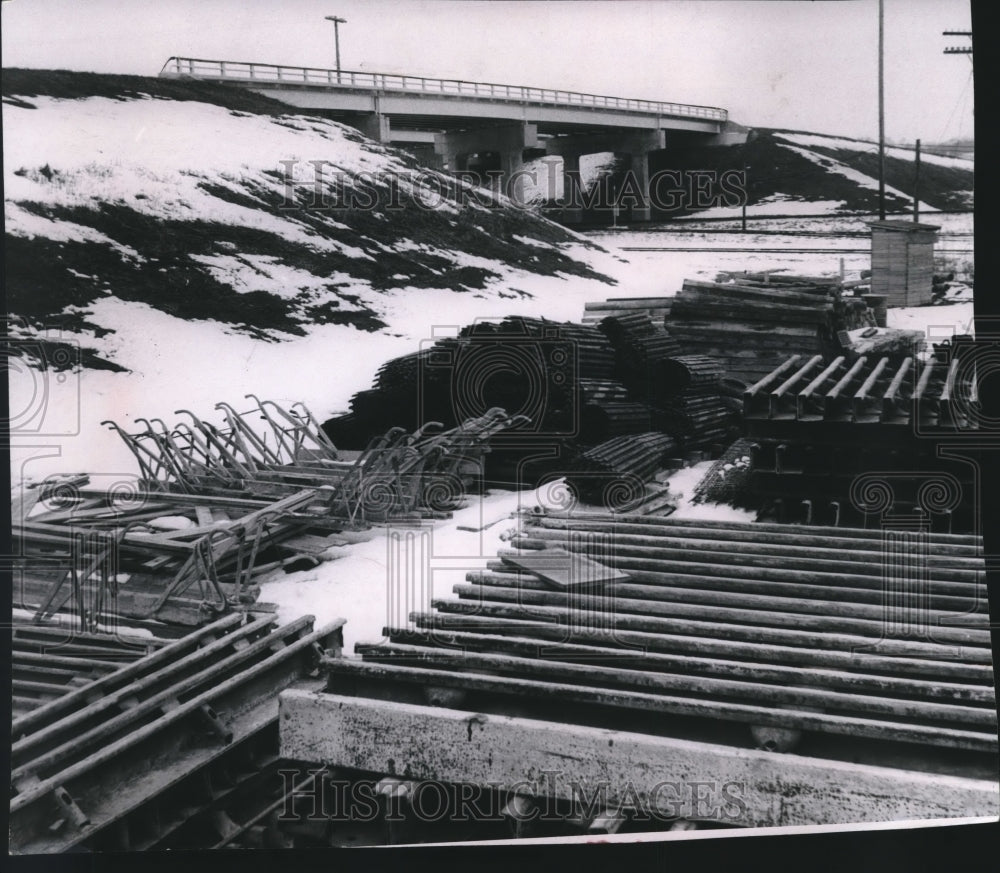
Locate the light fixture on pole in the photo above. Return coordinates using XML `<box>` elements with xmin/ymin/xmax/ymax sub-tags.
<box><xmin>325</xmin><ymin>15</ymin><xmax>346</xmax><ymax>81</ymax></box>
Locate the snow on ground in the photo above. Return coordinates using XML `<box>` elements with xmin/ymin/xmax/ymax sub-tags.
<box><xmin>687</xmin><ymin>196</ymin><xmax>851</xmax><ymax>220</ymax></box>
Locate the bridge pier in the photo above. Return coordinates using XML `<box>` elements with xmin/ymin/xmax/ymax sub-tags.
<box><xmin>348</xmin><ymin>112</ymin><xmax>390</xmax><ymax>143</ymax></box>
<box><xmin>434</xmin><ymin>122</ymin><xmax>539</xmax><ymax>204</ymax></box>
<box><xmin>545</xmin><ymin>129</ymin><xmax>665</xmax><ymax>222</ymax></box>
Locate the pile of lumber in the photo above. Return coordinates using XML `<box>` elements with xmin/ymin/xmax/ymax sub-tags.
<box><xmin>665</xmin><ymin>277</ymin><xmax>839</xmax><ymax>384</ymax></box>
<box><xmin>581</xmin><ymin>297</ymin><xmax>673</xmax><ymax>326</ymax></box>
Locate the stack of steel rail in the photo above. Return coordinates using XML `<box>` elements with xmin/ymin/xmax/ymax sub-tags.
<box><xmin>283</xmin><ymin>514</ymin><xmax>998</xmax><ymax>830</ymax></box>
<box><xmin>9</xmin><ymin>612</ymin><xmax>344</xmax><ymax>854</ymax></box>
<box><xmin>563</xmin><ymin>432</ymin><xmax>677</xmax><ymax>510</ymax></box>
<box><xmin>742</xmin><ymin>345</ymin><xmax>979</xmax><ymax>529</ymax></box>
<box><xmin>654</xmin><ymin>355</ymin><xmax>735</xmax><ymax>450</ymax></box>
<box><xmin>11</xmin><ymin>621</ymin><xmax>169</xmax><ymax>719</ymax></box>
<box><xmin>598</xmin><ymin>312</ymin><xmax>682</xmax><ymax>389</ymax></box>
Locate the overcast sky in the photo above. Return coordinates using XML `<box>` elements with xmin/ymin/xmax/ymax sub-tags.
<box><xmin>1</xmin><ymin>0</ymin><xmax>974</xmax><ymax>142</ymax></box>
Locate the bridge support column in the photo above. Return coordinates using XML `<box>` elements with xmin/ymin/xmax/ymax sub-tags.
<box><xmin>559</xmin><ymin>153</ymin><xmax>584</xmax><ymax>223</ymax></box>
<box><xmin>434</xmin><ymin>122</ymin><xmax>538</xmax><ymax>204</ymax></box>
<box><xmin>627</xmin><ymin>151</ymin><xmax>652</xmax><ymax>222</ymax></box>
<box><xmin>348</xmin><ymin>112</ymin><xmax>390</xmax><ymax>143</ymax></box>
<box><xmin>545</xmin><ymin>129</ymin><xmax>665</xmax><ymax>223</ymax></box>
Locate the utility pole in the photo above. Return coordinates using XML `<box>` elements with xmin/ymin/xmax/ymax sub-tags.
<box><xmin>741</xmin><ymin>129</ymin><xmax>755</xmax><ymax>233</ymax></box>
<box><xmin>877</xmin><ymin>0</ymin><xmax>886</xmax><ymax>221</ymax></box>
<box><xmin>913</xmin><ymin>138</ymin><xmax>920</xmax><ymax>223</ymax></box>
<box><xmin>943</xmin><ymin>30</ymin><xmax>973</xmax><ymax>61</ymax></box>
<box><xmin>325</xmin><ymin>15</ymin><xmax>347</xmax><ymax>81</ymax></box>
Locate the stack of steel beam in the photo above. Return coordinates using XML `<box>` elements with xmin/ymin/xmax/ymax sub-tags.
<box><xmin>741</xmin><ymin>345</ymin><xmax>979</xmax><ymax>529</ymax></box>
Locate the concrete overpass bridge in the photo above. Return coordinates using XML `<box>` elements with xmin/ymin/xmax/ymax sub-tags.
<box><xmin>160</xmin><ymin>57</ymin><xmax>741</xmax><ymax>219</ymax></box>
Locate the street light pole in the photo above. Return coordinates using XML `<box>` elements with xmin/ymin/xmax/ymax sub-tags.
<box><xmin>325</xmin><ymin>15</ymin><xmax>346</xmax><ymax>81</ymax></box>
<box><xmin>877</xmin><ymin>0</ymin><xmax>886</xmax><ymax>220</ymax></box>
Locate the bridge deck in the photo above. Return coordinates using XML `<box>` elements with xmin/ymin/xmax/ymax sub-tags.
<box><xmin>159</xmin><ymin>57</ymin><xmax>727</xmax><ymax>124</ymax></box>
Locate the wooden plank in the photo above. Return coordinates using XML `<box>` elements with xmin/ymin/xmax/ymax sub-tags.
<box><xmin>279</xmin><ymin>691</ymin><xmax>1000</xmax><ymax>826</ymax></box>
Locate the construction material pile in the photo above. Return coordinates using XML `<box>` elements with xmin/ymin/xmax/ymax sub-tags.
<box><xmin>326</xmin><ymin>316</ymin><xmax>615</xmax><ymax>447</ymax></box>
<box><xmin>597</xmin><ymin>311</ymin><xmax>681</xmax><ymax>389</ymax></box>
<box><xmin>742</xmin><ymin>337</ymin><xmax>979</xmax><ymax>530</ymax></box>
<box><xmin>324</xmin><ymin>316</ymin><xmax>740</xmax><ymax>505</ymax></box>
<box><xmin>655</xmin><ymin>273</ymin><xmax>876</xmax><ymax>385</ymax></box>
<box><xmin>9</xmin><ymin>612</ymin><xmax>344</xmax><ymax>854</ymax></box>
<box><xmin>654</xmin><ymin>355</ymin><xmax>733</xmax><ymax>450</ymax></box>
<box><xmin>562</xmin><ymin>432</ymin><xmax>677</xmax><ymax>511</ymax></box>
<box><xmin>307</xmin><ymin>513</ymin><xmax>996</xmax><ymax>828</ymax></box>
<box><xmin>12</xmin><ymin>481</ymin><xmax>346</xmax><ymax>627</ymax></box>
<box><xmin>14</xmin><ymin>399</ymin><xmax>526</xmax><ymax>631</ymax></box>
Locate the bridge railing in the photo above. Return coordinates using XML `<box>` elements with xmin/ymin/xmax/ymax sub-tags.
<box><xmin>159</xmin><ymin>57</ymin><xmax>728</xmax><ymax>122</ymax></box>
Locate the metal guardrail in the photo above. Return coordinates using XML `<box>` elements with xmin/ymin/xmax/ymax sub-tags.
<box><xmin>159</xmin><ymin>56</ymin><xmax>728</xmax><ymax>122</ymax></box>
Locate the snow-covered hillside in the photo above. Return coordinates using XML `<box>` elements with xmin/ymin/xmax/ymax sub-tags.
<box><xmin>746</xmin><ymin>129</ymin><xmax>973</xmax><ymax>216</ymax></box>
<box><xmin>649</xmin><ymin>127</ymin><xmax>973</xmax><ymax>220</ymax></box>
<box><xmin>3</xmin><ymin>70</ymin><xmax>617</xmax><ymax>372</ymax></box>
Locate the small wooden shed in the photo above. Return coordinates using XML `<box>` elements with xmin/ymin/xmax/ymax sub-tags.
<box><xmin>867</xmin><ymin>219</ymin><xmax>940</xmax><ymax>307</ymax></box>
